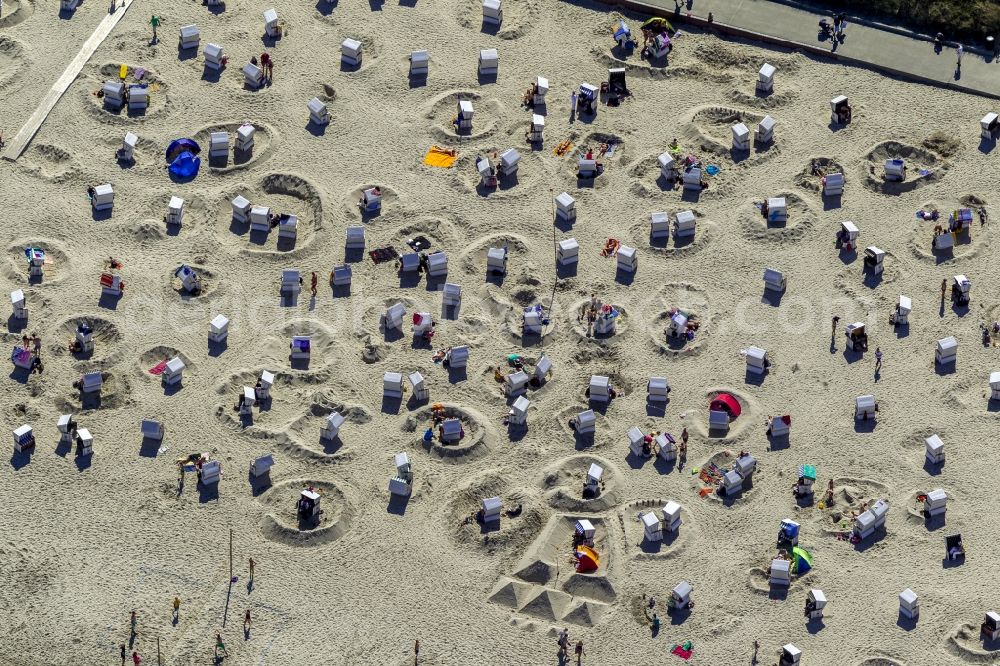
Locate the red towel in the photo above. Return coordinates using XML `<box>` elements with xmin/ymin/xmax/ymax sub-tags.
<box><xmin>671</xmin><ymin>646</ymin><xmax>693</xmax><ymax>660</ymax></box>
<box><xmin>149</xmin><ymin>361</ymin><xmax>167</xmax><ymax>375</ymax></box>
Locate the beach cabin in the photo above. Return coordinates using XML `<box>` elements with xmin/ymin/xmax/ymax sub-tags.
<box><xmin>578</xmin><ymin>157</ymin><xmax>598</xmax><ymax>179</ymax></box>
<box><xmin>627</xmin><ymin>426</ymin><xmax>645</xmax><ymax>457</ymax></box>
<box><xmin>208</xmin><ymin>132</ymin><xmax>228</xmax><ymax>161</ymax></box>
<box><xmin>483</xmin><ymin>0</ymin><xmax>502</xmax><ymax>25</ymax></box>
<box><xmin>442</xmin><ymin>283</ymin><xmax>461</xmax><ymax>309</ymax></box>
<box><xmin>26</xmin><ymin>248</ymin><xmax>43</xmax><ymax>279</ymax></box>
<box><xmin>593</xmin><ymin>307</ymin><xmax>616</xmax><ymax>336</ymax></box>
<box><xmin>439</xmin><ymin>418</ymin><xmax>462</xmax><ymax>443</ymax></box>
<box><xmin>734</xmin><ymin>453</ymin><xmax>757</xmax><ymax>480</ymax></box>
<box><xmin>486</xmin><ymin>246</ymin><xmax>507</xmax><ymax>275</ymax></box>
<box><xmin>280</xmin><ymin>269</ymin><xmax>300</xmax><ymax>296</ymax></box>
<box><xmin>573</xmin><ymin>409</ymin><xmax>596</xmax><ymax>435</ymax></box>
<box><xmin>204</xmin><ymin>43</ymin><xmax>225</xmax><ymax>71</ymax></box>
<box><xmin>10</xmin><ymin>289</ymin><xmax>26</xmax><ymax>320</ymax></box>
<box><xmin>658</xmin><ymin>152</ymin><xmax>678</xmax><ymax>181</ymax></box>
<box><xmin>641</xmin><ymin>512</ymin><xmax>661</xmax><ymax>542</ymax></box>
<box><xmin>924</xmin><ymin>488</ymin><xmax>948</xmax><ymax>518</ymax></box>
<box><xmin>982</xmin><ymin>612</ymin><xmax>1000</xmax><ymax>641</ymax></box>
<box><xmin>884</xmin><ymin>159</ymin><xmax>906</xmax><ymax>182</ymax></box>
<box><xmin>383</xmin><ymin>372</ymin><xmax>404</xmax><ymax>400</ymax></box>
<box><xmin>263</xmin><ymin>8</ymin><xmax>279</xmax><ymax>38</ymax></box>
<box><xmin>320</xmin><ymin>411</ymin><xmax>345</xmax><ymax>442</ymax></box>
<box><xmin>794</xmin><ymin>465</ymin><xmax>814</xmax><ymax>497</ymax></box>
<box><xmin>892</xmin><ymin>295</ymin><xmax>911</xmax><ymax>326</ymax></box>
<box><xmin>141</xmin><ymin>419</ymin><xmax>163</xmax><ymax>441</ymax></box>
<box><xmin>505</xmin><ymin>370</ymin><xmax>529</xmax><ymax>398</ymax></box>
<box><xmin>831</xmin><ymin>95</ymin><xmax>851</xmax><ymax>124</ymax></box>
<box><xmin>682</xmin><ymin>167</ymin><xmax>701</xmax><ymax>191</ymax></box>
<box><xmin>721</xmin><ymin>469</ymin><xmax>744</xmax><ymax>496</ymax></box>
<box><xmin>478</xmin><ymin>48</ymin><xmax>498</xmax><ymax>77</ymax></box>
<box><xmin>128</xmin><ymin>85</ymin><xmax>148</xmax><ymax>113</ymax></box>
<box><xmin>405</xmin><ymin>372</ymin><xmax>428</xmax><ymax>402</ymax></box>
<box><xmin>863</xmin><ymin>246</ymin><xmax>885</xmax><ymax>276</ymax></box>
<box><xmin>769</xmin><ymin>558</ymin><xmax>791</xmax><ymax>586</ymax></box>
<box><xmin>298</xmin><ymin>489</ymin><xmax>321</xmax><ymax>522</ymax></box>
<box><xmin>166</xmin><ymin>196</ymin><xmax>184</xmax><ymax>226</ymax></box>
<box><xmin>79</xmin><ymin>371</ymin><xmax>102</xmax><ymax>394</ymax></box>
<box><xmin>823</xmin><ymin>172</ymin><xmax>844</xmax><ymax>196</ymax></box>
<box><xmin>854</xmin><ymin>499</ymin><xmax>889</xmax><ymax>540</ymax></box>
<box><xmin>199</xmin><ymin>460</ymin><xmax>221</xmax><ymax>486</ymax></box>
<box><xmin>455</xmin><ymin>100</ymin><xmax>474</xmax><ymax>134</ymax></box>
<box><xmin>925</xmin><ymin>434</ymin><xmax>945</xmax><ymax>465</ymax></box>
<box><xmin>899</xmin><ymin>589</ymin><xmax>919</xmax><ymax>620</ymax></box>
<box><xmin>446</xmin><ymin>345</ymin><xmax>469</xmax><ymax>369</ymax></box>
<box><xmin>499</xmin><ymin>148</ymin><xmax>520</xmax><ymax>178</ymax></box>
<box><xmin>533</xmin><ymin>76</ymin><xmax>548</xmax><ymax>105</ymax></box>
<box><xmin>528</xmin><ymin>114</ymin><xmax>545</xmax><ymax>144</ymax></box>
<box><xmin>936</xmin><ymin>336</ymin><xmax>958</xmax><ymax>366</ymax></box>
<box><xmin>290</xmin><ymin>336</ymin><xmax>310</xmax><ymax>360</ymax></box>
<box><xmin>75</xmin><ymin>428</ymin><xmax>93</xmax><ymax>456</ymax></box>
<box><xmin>991</xmin><ymin>371</ymin><xmax>1000</xmax><ymax>401</ymax></box>
<box><xmin>952</xmin><ymin>274</ymin><xmax>971</xmax><ymax>305</ymax></box>
<box><xmin>934</xmin><ymin>230</ymin><xmax>954</xmax><ymax>251</ymax></box>
<box><xmin>589</xmin><ymin>376</ymin><xmax>611</xmax><ymax>404</ymax></box>
<box><xmin>617</xmin><ymin>246</ymin><xmax>637</xmax><ymax>273</ymax></box>
<box><xmin>257</xmin><ymin>371</ymin><xmax>274</xmax><ymax>400</ymax></box>
<box><xmin>206</xmin><ymin>314</ymin><xmax>229</xmax><ymax>345</ymax></box>
<box><xmin>585</xmin><ymin>462</ymin><xmax>603</xmax><ymax>493</ymax></box>
<box><xmin>552</xmin><ymin>193</ymin><xmax>577</xmax><ymax>227</ymax></box>
<box><xmin>608</xmin><ymin>67</ymin><xmax>626</xmax><ymax>96</ymax></box>
<box><xmin>578</xmin><ymin>83</ymin><xmax>598</xmax><ymax>115</ymax></box>
<box><xmin>709</xmin><ymin>408</ymin><xmax>730</xmax><ymax>432</ymax></box>
<box><xmin>756</xmin><ymin>115</ymin><xmax>776</xmax><ymax>144</ymax></box>
<box><xmin>557</xmin><ymin>238</ymin><xmax>579</xmax><ymax>267</ymax></box>
<box><xmin>412</xmin><ymin>312</ymin><xmax>433</xmax><ymax>337</ymax></box>
<box><xmin>845</xmin><ymin>322</ymin><xmax>867</xmax><ymax>352</ymax></box>
<box><xmin>103</xmin><ymin>81</ymin><xmax>125</xmax><ymax>111</ymax></box>
<box><xmin>982</xmin><ymin>113</ymin><xmax>999</xmax><ymax>140</ymax></box>
<box><xmin>240</xmin><ymin>387</ymin><xmax>255</xmax><ymax>416</ymax></box>
<box><xmin>341</xmin><ymin>38</ymin><xmax>362</xmax><ymax>68</ymax></box>
<box><xmin>780</xmin><ymin>644</ymin><xmax>801</xmax><ymax>666</ymax></box>
<box><xmin>802</xmin><ymin>590</ymin><xmax>827</xmax><ymax>621</ymax></box>
<box><xmin>421</xmin><ymin>252</ymin><xmax>445</xmax><ymax>280</ymax></box>
<box><xmin>647</xmin><ymin>377</ymin><xmax>669</xmax><ymax>403</ymax></box>
<box><xmin>855</xmin><ymin>394</ymin><xmax>877</xmax><ymax>420</ymax></box>
<box><xmin>410</xmin><ymin>50</ymin><xmax>429</xmax><ymax>78</ymax></box>
<box><xmin>674</xmin><ymin>210</ymin><xmax>696</xmax><ymax>238</ymax></box>
<box><xmin>162</xmin><ymin>357</ymin><xmax>185</xmax><ymax>386</ymax></box>
<box><xmin>384</xmin><ymin>303</ymin><xmax>405</xmax><ymax>331</ymax></box>
<box><xmin>179</xmin><ymin>24</ymin><xmax>199</xmax><ymax>51</ymax></box>
<box><xmin>662</xmin><ymin>501</ymin><xmax>682</xmax><ymax>533</ymax></box>
<box><xmin>250</xmin><ymin>206</ymin><xmax>271</xmax><ymax>233</ymax></box>
<box><xmin>655</xmin><ymin>433</ymin><xmax>676</xmax><ymax>462</ymax></box>
<box><xmin>340</xmin><ymin>228</ymin><xmax>365</xmax><ymax>256</ymax></box>
<box><xmin>92</xmin><ymin>184</ymin><xmax>114</xmax><ymax>212</ymax></box>
<box><xmin>250</xmin><ymin>454</ymin><xmax>274</xmax><ymax>478</ymax></box>
<box><xmin>757</xmin><ymin>63</ymin><xmax>775</xmax><ymax>93</ymax></box>
<box><xmin>745</xmin><ymin>346</ymin><xmax>768</xmax><ymax>375</ymax></box>
<box><xmin>13</xmin><ymin>425</ymin><xmax>34</xmax><ymax>453</ymax></box>
<box><xmin>763</xmin><ymin>268</ymin><xmax>786</xmax><ymax>293</ymax></box>
<box><xmin>308</xmin><ymin>98</ymin><xmax>330</xmax><ymax>125</ymax></box>
<box><xmin>482</xmin><ymin>496</ymin><xmax>502</xmax><ymax>523</ymax></box>
<box><xmin>391</xmin><ymin>451</ymin><xmax>412</xmax><ymax>485</ymax></box>
<box><xmin>650</xmin><ymin>212</ymin><xmax>670</xmax><ymax>241</ymax></box>
<box><xmin>732</xmin><ymin>123</ymin><xmax>750</xmax><ymax>151</ymax></box>
<box><xmin>533</xmin><ymin>355</ymin><xmax>551</xmax><ymax>384</ymax></box>
<box><xmin>100</xmin><ymin>273</ymin><xmax>124</xmax><ymax>298</ymax></box>
<box><xmin>278</xmin><ymin>215</ymin><xmax>298</xmax><ymax>242</ymax></box>
<box><xmin>778</xmin><ymin>518</ymin><xmax>799</xmax><ymax>548</ymax></box>
<box><xmin>389</xmin><ymin>469</ymin><xmax>412</xmax><ymax>498</ymax></box>
<box><xmin>574</xmin><ymin>519</ymin><xmax>595</xmax><ymax>544</ymax></box>
<box><xmin>768</xmin><ymin>415</ymin><xmax>791</xmax><ymax>438</ymax></box>
<box><xmin>57</xmin><ymin>415</ymin><xmax>76</xmax><ymax>447</ymax></box>
<box><xmin>508</xmin><ymin>395</ymin><xmax>529</xmax><ymax>426</ymax></box>
<box><xmin>119</xmin><ymin>132</ymin><xmax>138</xmax><ymax>163</ymax></box>
<box><xmin>230</xmin><ymin>196</ymin><xmax>251</xmax><ymax>225</ymax></box>
<box><xmin>235</xmin><ymin>123</ymin><xmax>255</xmax><ymax>154</ymax></box>
<box><xmin>649</xmin><ymin>33</ymin><xmax>670</xmax><ymax>59</ymax></box>
<box><xmin>522</xmin><ymin>307</ymin><xmax>543</xmax><ymax>336</ymax></box>
<box><xmin>174</xmin><ymin>265</ymin><xmax>201</xmax><ymax>294</ymax></box>
<box><xmin>668</xmin><ymin>582</ymin><xmax>692</xmax><ymax>611</ymax></box>
<box><xmin>767</xmin><ymin>197</ymin><xmax>787</xmax><ymax>224</ymax></box>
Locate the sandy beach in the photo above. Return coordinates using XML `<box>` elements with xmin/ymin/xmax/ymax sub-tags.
<box><xmin>1</xmin><ymin>0</ymin><xmax>999</xmax><ymax>664</ymax></box>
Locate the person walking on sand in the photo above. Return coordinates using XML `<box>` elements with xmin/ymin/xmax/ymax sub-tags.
<box><xmin>570</xmin><ymin>91</ymin><xmax>577</xmax><ymax>121</ymax></box>
<box><xmin>132</xmin><ymin>651</ymin><xmax>141</xmax><ymax>666</ymax></box>
<box><xmin>414</xmin><ymin>639</ymin><xmax>420</xmax><ymax>665</ymax></box>
<box><xmin>941</xmin><ymin>278</ymin><xmax>947</xmax><ymax>302</ymax></box>
<box><xmin>149</xmin><ymin>15</ymin><xmax>160</xmax><ymax>42</ymax></box>
<box><xmin>751</xmin><ymin>639</ymin><xmax>760</xmax><ymax>664</ymax></box>
<box><xmin>249</xmin><ymin>557</ymin><xmax>256</xmax><ymax>581</ymax></box>
<box><xmin>575</xmin><ymin>640</ymin><xmax>585</xmax><ymax>665</ymax></box>
<box><xmin>130</xmin><ymin>610</ymin><xmax>138</xmax><ymax>637</ymax></box>
<box><xmin>172</xmin><ymin>596</ymin><xmax>181</xmax><ymax>621</ymax></box>
<box><xmin>310</xmin><ymin>272</ymin><xmax>318</xmax><ymax>297</ymax></box>
<box><xmin>120</xmin><ymin>644</ymin><xmax>127</xmax><ymax>666</ymax></box>
<box><xmin>956</xmin><ymin>44</ymin><xmax>964</xmax><ymax>71</ymax></box>
<box><xmin>215</xmin><ymin>632</ymin><xmax>229</xmax><ymax>658</ymax></box>
<box><xmin>874</xmin><ymin>347</ymin><xmax>883</xmax><ymax>372</ymax></box>
<box><xmin>244</xmin><ymin>609</ymin><xmax>252</xmax><ymax>631</ymax></box>
<box><xmin>557</xmin><ymin>628</ymin><xmax>569</xmax><ymax>658</ymax></box>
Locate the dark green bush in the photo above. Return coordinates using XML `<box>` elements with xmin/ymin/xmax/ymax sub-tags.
<box><xmin>811</xmin><ymin>1</ymin><xmax>1000</xmax><ymax>43</ymax></box>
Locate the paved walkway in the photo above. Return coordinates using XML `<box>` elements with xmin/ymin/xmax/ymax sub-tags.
<box><xmin>2</xmin><ymin>0</ymin><xmax>135</xmax><ymax>161</ymax></box>
<box><xmin>615</xmin><ymin>0</ymin><xmax>1000</xmax><ymax>99</ymax></box>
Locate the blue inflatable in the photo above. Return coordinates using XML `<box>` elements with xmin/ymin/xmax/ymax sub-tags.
<box><xmin>165</xmin><ymin>138</ymin><xmax>201</xmax><ymax>179</ymax></box>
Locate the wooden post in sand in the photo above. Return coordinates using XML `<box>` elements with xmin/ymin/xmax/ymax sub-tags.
<box><xmin>229</xmin><ymin>529</ymin><xmax>233</xmax><ymax>580</ymax></box>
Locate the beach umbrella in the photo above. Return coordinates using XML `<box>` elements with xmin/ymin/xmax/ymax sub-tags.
<box><xmin>575</xmin><ymin>545</ymin><xmax>600</xmax><ymax>573</ymax></box>
<box><xmin>168</xmin><ymin>151</ymin><xmax>201</xmax><ymax>179</ymax></box>
<box><xmin>792</xmin><ymin>546</ymin><xmax>813</xmax><ymax>574</ymax></box>
<box><xmin>710</xmin><ymin>393</ymin><xmax>742</xmax><ymax>419</ymax></box>
<box><xmin>165</xmin><ymin>138</ymin><xmax>201</xmax><ymax>163</ymax></box>
<box><xmin>641</xmin><ymin>17</ymin><xmax>673</xmax><ymax>33</ymax></box>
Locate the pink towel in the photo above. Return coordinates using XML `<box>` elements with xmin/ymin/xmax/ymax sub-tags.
<box><xmin>149</xmin><ymin>361</ymin><xmax>167</xmax><ymax>375</ymax></box>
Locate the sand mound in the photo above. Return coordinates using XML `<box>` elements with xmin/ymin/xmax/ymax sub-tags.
<box><xmin>741</xmin><ymin>191</ymin><xmax>817</xmax><ymax>243</ymax></box>
<box><xmin>794</xmin><ymin>157</ymin><xmax>845</xmax><ymax>194</ymax></box>
<box><xmin>516</xmin><ymin>588</ymin><xmax>570</xmax><ymax>621</ymax></box>
<box><xmin>946</xmin><ymin>623</ymin><xmax>1000</xmax><ymax>662</ymax></box>
<box><xmin>646</xmin><ymin>282</ymin><xmax>713</xmax><ymax>358</ymax></box>
<box><xmin>488</xmin><ymin>577</ymin><xmax>532</xmax><ymax>607</ymax></box>
<box><xmin>55</xmin><ymin>370</ymin><xmax>131</xmax><ymax>413</ymax></box>
<box><xmin>259</xmin><ymin>479</ymin><xmax>354</xmax><ymax>548</ymax></box>
<box><xmin>85</xmin><ymin>64</ymin><xmax>170</xmax><ymax>121</ymax></box>
<box><xmin>628</xmin><ymin>211</ymin><xmax>714</xmax><ymax>257</ymax></box>
<box><xmin>688</xmin><ymin>106</ymin><xmax>769</xmax><ymax>162</ymax></box>
<box><xmin>539</xmin><ymin>455</ymin><xmax>622</xmax><ymax>512</ymax></box>
<box><xmin>426</xmin><ymin>91</ymin><xmax>503</xmax><ymax>143</ymax></box>
<box><xmin>447</xmin><ymin>471</ymin><xmax>545</xmax><ymax>558</ymax></box>
<box><xmin>0</xmin><ymin>0</ymin><xmax>33</xmax><ymax>28</ymax></box>
<box><xmin>404</xmin><ymin>403</ymin><xmax>494</xmax><ymax>462</ymax></box>
<box><xmin>193</xmin><ymin>121</ymin><xmax>275</xmax><ymax>172</ymax></box>
<box><xmin>456</xmin><ymin>0</ymin><xmax>539</xmax><ymax>40</ymax></box>
<box><xmin>19</xmin><ymin>143</ymin><xmax>80</xmax><ymax>184</ymax></box>
<box><xmin>862</xmin><ymin>140</ymin><xmax>947</xmax><ymax>194</ymax></box>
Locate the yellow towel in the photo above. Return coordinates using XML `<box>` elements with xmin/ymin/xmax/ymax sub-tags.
<box><xmin>423</xmin><ymin>146</ymin><xmax>457</xmax><ymax>168</ymax></box>
<box><xmin>554</xmin><ymin>140</ymin><xmax>573</xmax><ymax>157</ymax></box>
<box><xmin>119</xmin><ymin>64</ymin><xmax>128</xmax><ymax>80</ymax></box>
